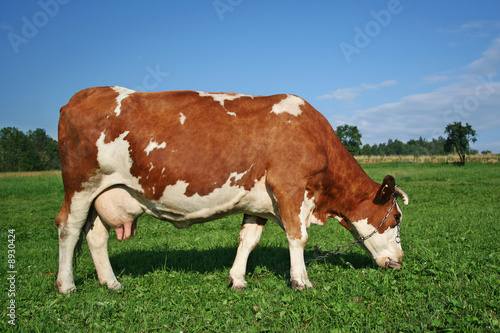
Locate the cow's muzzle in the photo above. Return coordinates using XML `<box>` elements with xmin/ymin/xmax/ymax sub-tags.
<box><xmin>375</xmin><ymin>256</ymin><xmax>403</xmax><ymax>269</ymax></box>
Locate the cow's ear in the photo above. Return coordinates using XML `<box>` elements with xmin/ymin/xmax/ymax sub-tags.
<box><xmin>374</xmin><ymin>175</ymin><xmax>396</xmax><ymax>204</ymax></box>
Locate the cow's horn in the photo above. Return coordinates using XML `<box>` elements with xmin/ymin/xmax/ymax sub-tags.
<box><xmin>395</xmin><ymin>186</ymin><xmax>409</xmax><ymax>205</ymax></box>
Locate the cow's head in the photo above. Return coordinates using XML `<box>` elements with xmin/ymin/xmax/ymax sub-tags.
<box><xmin>343</xmin><ymin>175</ymin><xmax>409</xmax><ymax>269</ymax></box>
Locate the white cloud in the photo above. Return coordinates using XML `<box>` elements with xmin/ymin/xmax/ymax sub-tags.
<box><xmin>0</xmin><ymin>23</ymin><xmax>13</xmax><ymax>31</ymax></box>
<box><xmin>438</xmin><ymin>20</ymin><xmax>500</xmax><ymax>35</ymax></box>
<box><xmin>318</xmin><ymin>80</ymin><xmax>397</xmax><ymax>101</ymax></box>
<box><xmin>422</xmin><ymin>69</ymin><xmax>457</xmax><ymax>84</ymax></box>
<box><xmin>467</xmin><ymin>36</ymin><xmax>500</xmax><ymax>76</ymax></box>
<box><xmin>329</xmin><ymin>37</ymin><xmax>500</xmax><ymax>152</ymax></box>
<box><xmin>318</xmin><ymin>87</ymin><xmax>359</xmax><ymax>101</ymax></box>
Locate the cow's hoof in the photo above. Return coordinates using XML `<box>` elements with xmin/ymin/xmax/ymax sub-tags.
<box><xmin>232</xmin><ymin>285</ymin><xmax>247</xmax><ymax>291</ymax></box>
<box><xmin>106</xmin><ymin>281</ymin><xmax>122</xmax><ymax>290</ymax></box>
<box><xmin>291</xmin><ymin>280</ymin><xmax>313</xmax><ymax>290</ymax></box>
<box><xmin>227</xmin><ymin>277</ymin><xmax>246</xmax><ymax>290</ymax></box>
<box><xmin>55</xmin><ymin>279</ymin><xmax>77</xmax><ymax>294</ymax></box>
<box><xmin>59</xmin><ymin>286</ymin><xmax>77</xmax><ymax>294</ymax></box>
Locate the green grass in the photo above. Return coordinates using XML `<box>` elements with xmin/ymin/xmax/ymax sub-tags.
<box><xmin>1</xmin><ymin>163</ymin><xmax>499</xmax><ymax>332</ymax></box>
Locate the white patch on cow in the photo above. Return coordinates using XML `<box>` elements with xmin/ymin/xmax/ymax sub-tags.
<box><xmin>197</xmin><ymin>91</ymin><xmax>254</xmax><ymax>116</ymax></box>
<box><xmin>154</xmin><ymin>167</ymin><xmax>277</xmax><ymax>225</ymax></box>
<box><xmin>158</xmin><ymin>170</ymin><xmax>246</xmax><ymax>220</ymax></box>
<box><xmin>237</xmin><ymin>174</ymin><xmax>278</xmax><ymax>222</ymax></box>
<box><xmin>179</xmin><ymin>113</ymin><xmax>186</xmax><ymax>125</ymax></box>
<box><xmin>299</xmin><ymin>191</ymin><xmax>315</xmax><ymax>229</ymax></box>
<box><xmin>271</xmin><ymin>95</ymin><xmax>304</xmax><ymax>117</ymax></box>
<box><xmin>95</xmin><ymin>131</ymin><xmax>143</xmax><ymax>193</ymax></box>
<box><xmin>111</xmin><ymin>86</ymin><xmax>135</xmax><ymax>116</ymax></box>
<box><xmin>198</xmin><ymin>91</ymin><xmax>254</xmax><ymax>106</ymax></box>
<box><xmin>348</xmin><ymin>218</ymin><xmax>403</xmax><ymax>264</ymax></box>
<box><xmin>144</xmin><ymin>140</ymin><xmax>167</xmax><ymax>156</ymax></box>
<box><xmin>288</xmin><ymin>196</ymin><xmax>312</xmax><ymax>288</ymax></box>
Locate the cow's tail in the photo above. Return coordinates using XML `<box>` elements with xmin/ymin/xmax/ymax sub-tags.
<box><xmin>73</xmin><ymin>203</ymin><xmax>99</xmax><ymax>266</ymax></box>
<box><xmin>73</xmin><ymin>208</ymin><xmax>94</xmax><ymax>268</ymax></box>
<box><xmin>73</xmin><ymin>230</ymin><xmax>84</xmax><ymax>266</ymax></box>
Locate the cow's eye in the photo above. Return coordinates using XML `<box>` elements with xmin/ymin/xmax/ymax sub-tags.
<box><xmin>394</xmin><ymin>214</ymin><xmax>401</xmax><ymax>224</ymax></box>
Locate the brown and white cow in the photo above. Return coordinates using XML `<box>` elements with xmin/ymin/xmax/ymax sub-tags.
<box><xmin>55</xmin><ymin>86</ymin><xmax>409</xmax><ymax>293</ymax></box>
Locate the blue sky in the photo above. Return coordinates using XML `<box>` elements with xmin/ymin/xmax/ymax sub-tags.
<box><xmin>1</xmin><ymin>0</ymin><xmax>500</xmax><ymax>152</ymax></box>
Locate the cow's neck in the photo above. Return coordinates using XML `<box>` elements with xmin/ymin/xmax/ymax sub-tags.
<box><xmin>324</xmin><ymin>147</ymin><xmax>378</xmax><ymax>222</ymax></box>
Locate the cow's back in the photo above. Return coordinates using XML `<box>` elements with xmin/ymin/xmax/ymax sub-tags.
<box><xmin>58</xmin><ymin>87</ymin><xmax>333</xmax><ymax>205</ymax></box>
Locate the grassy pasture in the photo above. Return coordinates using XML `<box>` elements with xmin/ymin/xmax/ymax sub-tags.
<box><xmin>1</xmin><ymin>163</ymin><xmax>499</xmax><ymax>332</ymax></box>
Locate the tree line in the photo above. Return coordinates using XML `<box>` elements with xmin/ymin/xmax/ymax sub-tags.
<box><xmin>0</xmin><ymin>127</ymin><xmax>60</xmax><ymax>172</ymax></box>
<box><xmin>358</xmin><ymin>137</ymin><xmax>449</xmax><ymax>157</ymax></box>
<box><xmin>336</xmin><ymin>122</ymin><xmax>481</xmax><ymax>165</ymax></box>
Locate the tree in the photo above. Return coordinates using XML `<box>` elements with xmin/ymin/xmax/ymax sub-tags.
<box><xmin>27</xmin><ymin>128</ymin><xmax>60</xmax><ymax>170</ymax></box>
<box><xmin>336</xmin><ymin>124</ymin><xmax>362</xmax><ymax>155</ymax></box>
<box><xmin>444</xmin><ymin>122</ymin><xmax>477</xmax><ymax>165</ymax></box>
<box><xmin>0</xmin><ymin>127</ymin><xmax>60</xmax><ymax>172</ymax></box>
<box><xmin>360</xmin><ymin>144</ymin><xmax>372</xmax><ymax>156</ymax></box>
<box><xmin>0</xmin><ymin>127</ymin><xmax>37</xmax><ymax>171</ymax></box>
<box><xmin>392</xmin><ymin>139</ymin><xmax>406</xmax><ymax>155</ymax></box>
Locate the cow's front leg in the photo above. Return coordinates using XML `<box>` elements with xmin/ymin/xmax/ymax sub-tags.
<box><xmin>84</xmin><ymin>208</ymin><xmax>122</xmax><ymax>290</ymax></box>
<box><xmin>287</xmin><ymin>234</ymin><xmax>313</xmax><ymax>290</ymax></box>
<box><xmin>228</xmin><ymin>215</ymin><xmax>267</xmax><ymax>290</ymax></box>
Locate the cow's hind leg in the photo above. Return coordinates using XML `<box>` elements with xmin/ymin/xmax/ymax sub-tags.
<box><xmin>56</xmin><ymin>197</ymin><xmax>93</xmax><ymax>294</ymax></box>
<box><xmin>228</xmin><ymin>214</ymin><xmax>267</xmax><ymax>290</ymax></box>
<box><xmin>84</xmin><ymin>207</ymin><xmax>122</xmax><ymax>290</ymax></box>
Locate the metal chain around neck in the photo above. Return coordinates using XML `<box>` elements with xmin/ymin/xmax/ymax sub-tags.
<box><xmin>304</xmin><ymin>196</ymin><xmax>399</xmax><ymax>266</ymax></box>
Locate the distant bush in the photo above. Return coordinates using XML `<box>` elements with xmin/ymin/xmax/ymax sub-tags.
<box><xmin>0</xmin><ymin>127</ymin><xmax>60</xmax><ymax>172</ymax></box>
